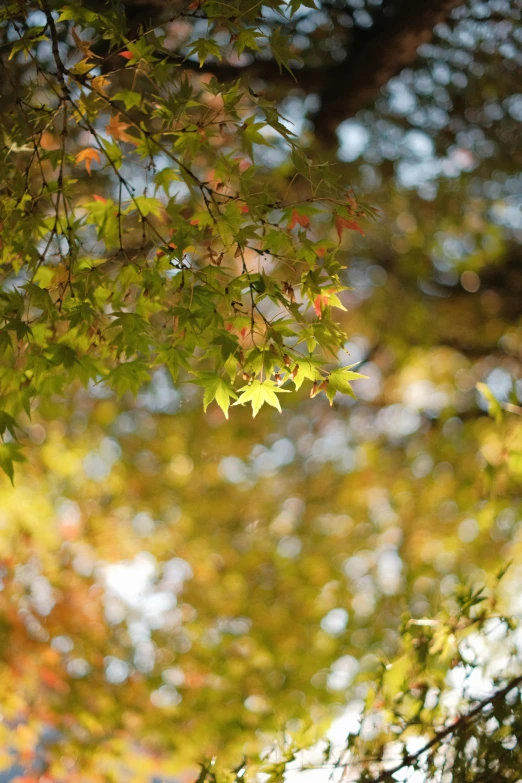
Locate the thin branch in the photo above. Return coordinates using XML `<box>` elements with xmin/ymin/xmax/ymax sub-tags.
<box><xmin>366</xmin><ymin>674</ymin><xmax>522</xmax><ymax>783</ymax></box>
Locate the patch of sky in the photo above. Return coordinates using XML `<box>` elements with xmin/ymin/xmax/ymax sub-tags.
<box><xmin>387</xmin><ymin>78</ymin><xmax>417</xmax><ymax>114</ymax></box>
<box><xmin>376</xmin><ymin>404</ymin><xmax>422</xmax><ymax>441</ymax></box>
<box><xmin>102</xmin><ymin>552</ymin><xmax>190</xmax><ymax>634</ymax></box>
<box><xmin>403</xmin><ymin>379</ymin><xmax>449</xmax><ymax>414</ymax></box>
<box><xmin>321</xmin><ymin>608</ymin><xmax>349</xmax><ymax>636</ymax></box>
<box><xmin>337</xmin><ymin>335</ymin><xmax>371</xmax><ymax>367</ymax></box>
<box><xmin>250</xmin><ymin>437</ymin><xmax>296</xmax><ymax>477</ymax></box>
<box><xmin>105</xmin><ymin>656</ymin><xmax>129</xmax><ymax>684</ymax></box>
<box><xmin>484</xmin><ymin>367</ymin><xmax>513</xmax><ymax>402</ymax></box>
<box><xmin>137</xmin><ymin>367</ymin><xmax>180</xmax><ymax>414</ymax></box>
<box><xmin>88</xmin><ymin>378</ymin><xmax>115</xmax><ymax>399</ymax></box>
<box><xmin>154</xmin><ymin>154</ymin><xmax>191</xmax><ymax>201</ymax></box>
<box><xmin>327</xmin><ymin>655</ymin><xmax>359</xmax><ymax>692</ymax></box>
<box><xmin>83</xmin><ymin>437</ymin><xmax>121</xmax><ymax>481</ymax></box>
<box><xmin>337</xmin><ymin>121</ymin><xmax>370</xmax><ymax>162</ymax></box>
<box><xmin>218</xmin><ymin>456</ymin><xmax>250</xmax><ymax>485</ymax></box>
<box><xmin>491</xmin><ymin>198</ymin><xmax>522</xmax><ymax>229</ymax></box>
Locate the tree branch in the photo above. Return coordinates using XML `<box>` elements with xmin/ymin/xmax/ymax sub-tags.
<box><xmin>313</xmin><ymin>0</ymin><xmax>464</xmax><ymax>143</ymax></box>
<box><xmin>100</xmin><ymin>0</ymin><xmax>464</xmax><ymax>145</ymax></box>
<box><xmin>367</xmin><ymin>674</ymin><xmax>522</xmax><ymax>783</ymax></box>
<box><xmin>176</xmin><ymin>0</ymin><xmax>464</xmax><ymax>143</ymax></box>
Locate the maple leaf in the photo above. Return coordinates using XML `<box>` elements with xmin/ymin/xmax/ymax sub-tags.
<box><xmin>288</xmin><ymin>209</ymin><xmax>310</xmax><ymax>230</ymax></box>
<box><xmin>71</xmin><ymin>26</ymin><xmax>98</xmax><ymax>59</ymax></box>
<box><xmin>92</xmin><ymin>194</ymin><xmax>107</xmax><ymax>203</ymax></box>
<box><xmin>106</xmin><ymin>113</ymin><xmax>138</xmax><ymax>145</ymax></box>
<box><xmin>75</xmin><ymin>147</ymin><xmax>101</xmax><ymax>175</ymax></box>
<box><xmin>335</xmin><ymin>215</ymin><xmax>365</xmax><ymax>240</ymax></box>
<box><xmin>313</xmin><ymin>292</ymin><xmax>330</xmax><ymax>317</ymax></box>
<box><xmin>40</xmin><ymin>132</ymin><xmax>58</xmax><ymax>150</ymax></box>
<box><xmin>234</xmin><ymin>379</ymin><xmax>289</xmax><ymax>418</ymax></box>
<box><xmin>91</xmin><ymin>75</ymin><xmax>110</xmax><ymax>96</ymax></box>
<box><xmin>120</xmin><ymin>50</ymin><xmax>133</xmax><ymax>60</ymax></box>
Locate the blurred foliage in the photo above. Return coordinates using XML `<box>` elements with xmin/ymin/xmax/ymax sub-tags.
<box><xmin>0</xmin><ymin>0</ymin><xmax>521</xmax><ymax>781</ymax></box>
<box><xmin>0</xmin><ymin>355</ymin><xmax>520</xmax><ymax>779</ymax></box>
<box><xmin>252</xmin><ymin>578</ymin><xmax>522</xmax><ymax>783</ymax></box>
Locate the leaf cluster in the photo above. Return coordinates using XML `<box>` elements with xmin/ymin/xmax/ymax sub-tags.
<box><xmin>0</xmin><ymin>0</ymin><xmax>375</xmax><ymax>477</ymax></box>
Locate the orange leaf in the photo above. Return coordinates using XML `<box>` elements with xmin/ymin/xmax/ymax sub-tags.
<box><xmin>106</xmin><ymin>113</ymin><xmax>138</xmax><ymax>145</ymax></box>
<box><xmin>40</xmin><ymin>132</ymin><xmax>58</xmax><ymax>150</ymax></box>
<box><xmin>120</xmin><ymin>50</ymin><xmax>133</xmax><ymax>60</ymax></box>
<box><xmin>313</xmin><ymin>292</ymin><xmax>330</xmax><ymax>317</ymax></box>
<box><xmin>75</xmin><ymin>147</ymin><xmax>101</xmax><ymax>176</ymax></box>
<box><xmin>92</xmin><ymin>194</ymin><xmax>107</xmax><ymax>203</ymax></box>
<box><xmin>335</xmin><ymin>215</ymin><xmax>365</xmax><ymax>241</ymax></box>
<box><xmin>288</xmin><ymin>209</ymin><xmax>310</xmax><ymax>230</ymax></box>
<box><xmin>239</xmin><ymin>204</ymin><xmax>249</xmax><ymax>214</ymax></box>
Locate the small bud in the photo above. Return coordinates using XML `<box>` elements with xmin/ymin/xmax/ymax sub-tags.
<box><xmin>310</xmin><ymin>382</ymin><xmax>319</xmax><ymax>399</ymax></box>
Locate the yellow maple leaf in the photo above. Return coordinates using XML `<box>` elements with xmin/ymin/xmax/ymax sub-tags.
<box><xmin>71</xmin><ymin>27</ymin><xmax>99</xmax><ymax>59</ymax></box>
<box><xmin>91</xmin><ymin>75</ymin><xmax>110</xmax><ymax>96</ymax></box>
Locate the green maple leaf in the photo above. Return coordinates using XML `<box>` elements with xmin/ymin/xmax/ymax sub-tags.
<box><xmin>0</xmin><ymin>442</ymin><xmax>26</xmax><ymax>486</ymax></box>
<box><xmin>234</xmin><ymin>380</ymin><xmax>289</xmax><ymax>418</ymax></box>
<box><xmin>326</xmin><ymin>366</ymin><xmax>367</xmax><ymax>404</ymax></box>
<box><xmin>187</xmin><ymin>38</ymin><xmax>222</xmax><ymax>67</ymax></box>
<box><xmin>193</xmin><ymin>373</ymin><xmax>238</xmax><ymax>419</ymax></box>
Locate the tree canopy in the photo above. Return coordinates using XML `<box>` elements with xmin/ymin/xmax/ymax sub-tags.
<box><xmin>0</xmin><ymin>0</ymin><xmax>381</xmax><ymax>481</ymax></box>
<box><xmin>0</xmin><ymin>0</ymin><xmax>521</xmax><ymax>781</ymax></box>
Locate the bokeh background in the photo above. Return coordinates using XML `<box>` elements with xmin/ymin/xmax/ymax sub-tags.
<box><xmin>1</xmin><ymin>0</ymin><xmax>522</xmax><ymax>780</ymax></box>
